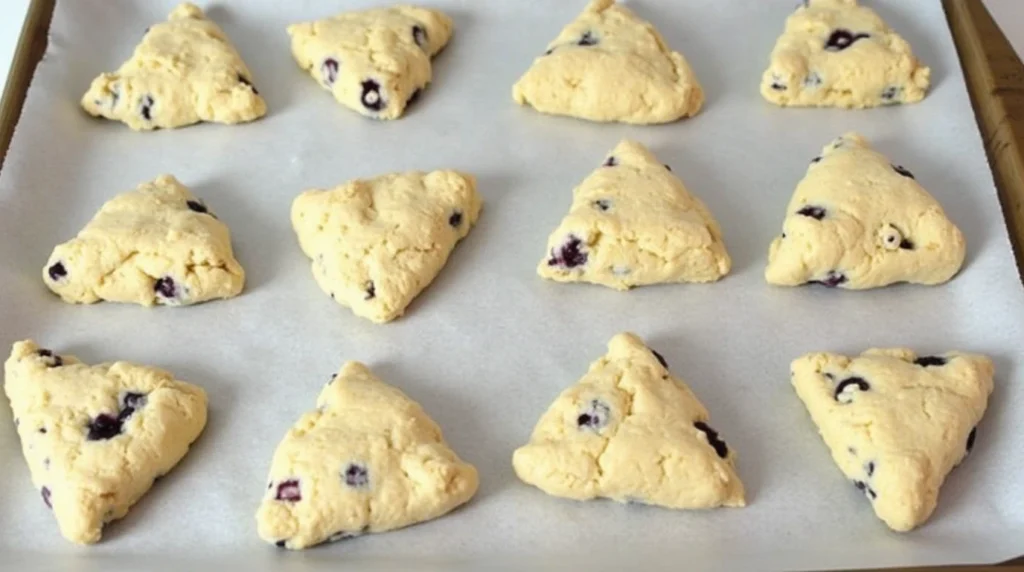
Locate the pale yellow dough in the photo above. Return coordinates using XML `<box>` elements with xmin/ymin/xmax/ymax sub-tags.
<box><xmin>513</xmin><ymin>333</ymin><xmax>745</xmax><ymax>509</ymax></box>
<box><xmin>765</xmin><ymin>133</ymin><xmax>965</xmax><ymax>289</ymax></box>
<box><xmin>288</xmin><ymin>6</ymin><xmax>453</xmax><ymax>120</ymax></box>
<box><xmin>538</xmin><ymin>140</ymin><xmax>730</xmax><ymax>289</ymax></box>
<box><xmin>81</xmin><ymin>3</ymin><xmax>266</xmax><ymax>130</ymax></box>
<box><xmin>44</xmin><ymin>174</ymin><xmax>245</xmax><ymax>306</ymax></box>
<box><xmin>760</xmin><ymin>0</ymin><xmax>930</xmax><ymax>108</ymax></box>
<box><xmin>513</xmin><ymin>0</ymin><xmax>703</xmax><ymax>124</ymax></box>
<box><xmin>291</xmin><ymin>170</ymin><xmax>480</xmax><ymax>323</ymax></box>
<box><xmin>256</xmin><ymin>362</ymin><xmax>478</xmax><ymax>550</ymax></box>
<box><xmin>791</xmin><ymin>348</ymin><xmax>993</xmax><ymax>531</ymax></box>
<box><xmin>4</xmin><ymin>340</ymin><xmax>208</xmax><ymax>544</ymax></box>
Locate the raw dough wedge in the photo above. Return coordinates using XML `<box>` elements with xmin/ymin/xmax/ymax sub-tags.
<box><xmin>513</xmin><ymin>0</ymin><xmax>703</xmax><ymax>124</ymax></box>
<box><xmin>760</xmin><ymin>0</ymin><xmax>930</xmax><ymax>108</ymax></box>
<box><xmin>513</xmin><ymin>333</ymin><xmax>745</xmax><ymax>509</ymax></box>
<box><xmin>791</xmin><ymin>348</ymin><xmax>993</xmax><ymax>531</ymax></box>
<box><xmin>43</xmin><ymin>174</ymin><xmax>245</xmax><ymax>306</ymax></box>
<box><xmin>291</xmin><ymin>170</ymin><xmax>481</xmax><ymax>323</ymax></box>
<box><xmin>765</xmin><ymin>133</ymin><xmax>965</xmax><ymax>289</ymax></box>
<box><xmin>256</xmin><ymin>362</ymin><xmax>478</xmax><ymax>550</ymax></box>
<box><xmin>81</xmin><ymin>3</ymin><xmax>266</xmax><ymax>130</ymax></box>
<box><xmin>4</xmin><ymin>340</ymin><xmax>208</xmax><ymax>544</ymax></box>
<box><xmin>288</xmin><ymin>6</ymin><xmax>453</xmax><ymax>120</ymax></box>
<box><xmin>538</xmin><ymin>140</ymin><xmax>730</xmax><ymax>289</ymax></box>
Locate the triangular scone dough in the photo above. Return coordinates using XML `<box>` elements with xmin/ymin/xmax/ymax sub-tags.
<box><xmin>81</xmin><ymin>3</ymin><xmax>266</xmax><ymax>130</ymax></box>
<box><xmin>765</xmin><ymin>133</ymin><xmax>965</xmax><ymax>289</ymax></box>
<box><xmin>538</xmin><ymin>140</ymin><xmax>730</xmax><ymax>289</ymax></box>
<box><xmin>4</xmin><ymin>340</ymin><xmax>208</xmax><ymax>544</ymax></box>
<box><xmin>760</xmin><ymin>0</ymin><xmax>930</xmax><ymax>108</ymax></box>
<box><xmin>43</xmin><ymin>174</ymin><xmax>245</xmax><ymax>306</ymax></box>
<box><xmin>256</xmin><ymin>362</ymin><xmax>478</xmax><ymax>550</ymax></box>
<box><xmin>791</xmin><ymin>348</ymin><xmax>993</xmax><ymax>531</ymax></box>
<box><xmin>513</xmin><ymin>333</ymin><xmax>745</xmax><ymax>509</ymax></box>
<box><xmin>291</xmin><ymin>170</ymin><xmax>480</xmax><ymax>323</ymax></box>
<box><xmin>512</xmin><ymin>0</ymin><xmax>703</xmax><ymax>124</ymax></box>
<box><xmin>288</xmin><ymin>6</ymin><xmax>453</xmax><ymax>120</ymax></box>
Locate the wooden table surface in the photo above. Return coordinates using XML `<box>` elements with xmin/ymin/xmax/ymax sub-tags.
<box><xmin>0</xmin><ymin>0</ymin><xmax>1021</xmax><ymax>569</ymax></box>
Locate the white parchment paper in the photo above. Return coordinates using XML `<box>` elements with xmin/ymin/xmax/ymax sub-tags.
<box><xmin>1</xmin><ymin>1</ymin><xmax>1022</xmax><ymax>570</ymax></box>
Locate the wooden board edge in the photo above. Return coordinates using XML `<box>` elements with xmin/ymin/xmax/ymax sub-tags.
<box><xmin>0</xmin><ymin>0</ymin><xmax>56</xmax><ymax>172</ymax></box>
<box><xmin>945</xmin><ymin>0</ymin><xmax>1024</xmax><ymax>285</ymax></box>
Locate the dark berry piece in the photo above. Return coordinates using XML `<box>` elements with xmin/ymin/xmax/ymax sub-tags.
<box><xmin>834</xmin><ymin>376</ymin><xmax>870</xmax><ymax>403</ymax></box>
<box><xmin>364</xmin><ymin>281</ymin><xmax>376</xmax><ymax>301</ymax></box>
<box><xmin>275</xmin><ymin>540</ymin><xmax>287</xmax><ymax>548</ymax></box>
<box><xmin>360</xmin><ymin>80</ymin><xmax>386</xmax><ymax>111</ymax></box>
<box><xmin>140</xmin><ymin>95</ymin><xmax>155</xmax><ymax>121</ymax></box>
<box><xmin>603</xmin><ymin>156</ymin><xmax>618</xmax><ymax>167</ymax></box>
<box><xmin>449</xmin><ymin>210</ymin><xmax>463</xmax><ymax>228</ymax></box>
<box><xmin>824</xmin><ymin>29</ymin><xmax>870</xmax><ymax>51</ymax></box>
<box><xmin>899</xmin><ymin>238</ymin><xmax>915</xmax><ymax>250</ymax></box>
<box><xmin>86</xmin><ymin>414</ymin><xmax>123</xmax><ymax>441</ymax></box>
<box><xmin>881</xmin><ymin>86</ymin><xmax>900</xmax><ymax>102</ymax></box>
<box><xmin>544</xmin><ymin>48</ymin><xmax>554</xmax><ymax>56</ymax></box>
<box><xmin>854</xmin><ymin>480</ymin><xmax>877</xmax><ymax>500</ymax></box>
<box><xmin>343</xmin><ymin>463</ymin><xmax>369</xmax><ymax>488</ymax></box>
<box><xmin>804</xmin><ymin>72</ymin><xmax>823</xmax><ymax>87</ymax></box>
<box><xmin>42</xmin><ymin>487</ymin><xmax>52</xmax><ymax>509</ymax></box>
<box><xmin>797</xmin><ymin>205</ymin><xmax>826</xmax><ymax>220</ymax></box>
<box><xmin>38</xmin><ymin>427</ymin><xmax>46</xmax><ymax>434</ymax></box>
<box><xmin>275</xmin><ymin>479</ymin><xmax>301</xmax><ymax>502</ymax></box>
<box><xmin>914</xmin><ymin>356</ymin><xmax>948</xmax><ymax>367</ymax></box>
<box><xmin>321</xmin><ymin>58</ymin><xmax>340</xmax><ymax>87</ymax></box>
<box><xmin>810</xmin><ymin>271</ymin><xmax>847</xmax><ymax>288</ymax></box>
<box><xmin>592</xmin><ymin>199</ymin><xmax>611</xmax><ymax>212</ymax></box>
<box><xmin>412</xmin><ymin>25</ymin><xmax>428</xmax><ymax>49</ymax></box>
<box><xmin>967</xmin><ymin>427</ymin><xmax>977</xmax><ymax>453</ymax></box>
<box><xmin>811</xmin><ymin>156</ymin><xmax>822</xmax><ymax>164</ymax></box>
<box><xmin>237</xmin><ymin>73</ymin><xmax>258</xmax><ymax>95</ymax></box>
<box><xmin>576</xmin><ymin>400</ymin><xmax>611</xmax><ymax>432</ymax></box>
<box><xmin>547</xmin><ymin>235</ymin><xmax>588</xmax><ymax>269</ymax></box>
<box><xmin>154</xmin><ymin>276</ymin><xmax>177</xmax><ymax>300</ymax></box>
<box><xmin>48</xmin><ymin>262</ymin><xmax>68</xmax><ymax>282</ymax></box>
<box><xmin>577</xmin><ymin>31</ymin><xmax>598</xmax><ymax>46</ymax></box>
<box><xmin>694</xmin><ymin>421</ymin><xmax>729</xmax><ymax>459</ymax></box>
<box><xmin>892</xmin><ymin>164</ymin><xmax>915</xmax><ymax>179</ymax></box>
<box><xmin>120</xmin><ymin>392</ymin><xmax>147</xmax><ymax>418</ymax></box>
<box><xmin>186</xmin><ymin>200</ymin><xmax>209</xmax><ymax>214</ymax></box>
<box><xmin>37</xmin><ymin>349</ymin><xmax>63</xmax><ymax>367</ymax></box>
<box><xmin>866</xmin><ymin>461</ymin><xmax>875</xmax><ymax>477</ymax></box>
<box><xmin>651</xmin><ymin>349</ymin><xmax>668</xmax><ymax>369</ymax></box>
<box><xmin>770</xmin><ymin>81</ymin><xmax>786</xmax><ymax>91</ymax></box>
<box><xmin>664</xmin><ymin>164</ymin><xmax>672</xmax><ymax>171</ymax></box>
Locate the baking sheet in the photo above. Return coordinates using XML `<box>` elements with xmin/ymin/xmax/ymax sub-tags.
<box><xmin>1</xmin><ymin>0</ymin><xmax>1022</xmax><ymax>570</ymax></box>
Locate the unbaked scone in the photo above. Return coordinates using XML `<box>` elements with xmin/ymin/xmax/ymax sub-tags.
<box><xmin>765</xmin><ymin>133</ymin><xmax>965</xmax><ymax>289</ymax></box>
<box><xmin>791</xmin><ymin>348</ymin><xmax>993</xmax><ymax>531</ymax></box>
<box><xmin>538</xmin><ymin>140</ymin><xmax>730</xmax><ymax>289</ymax></box>
<box><xmin>4</xmin><ymin>340</ymin><xmax>208</xmax><ymax>544</ymax></box>
<box><xmin>287</xmin><ymin>6</ymin><xmax>453</xmax><ymax>120</ymax></box>
<box><xmin>512</xmin><ymin>0</ymin><xmax>703</xmax><ymax>124</ymax></box>
<box><xmin>513</xmin><ymin>333</ymin><xmax>745</xmax><ymax>509</ymax></box>
<box><xmin>256</xmin><ymin>362</ymin><xmax>478</xmax><ymax>550</ymax></box>
<box><xmin>760</xmin><ymin>0</ymin><xmax>930</xmax><ymax>108</ymax></box>
<box><xmin>291</xmin><ymin>170</ymin><xmax>480</xmax><ymax>323</ymax></box>
<box><xmin>81</xmin><ymin>3</ymin><xmax>266</xmax><ymax>130</ymax></box>
<box><xmin>43</xmin><ymin>174</ymin><xmax>245</xmax><ymax>306</ymax></box>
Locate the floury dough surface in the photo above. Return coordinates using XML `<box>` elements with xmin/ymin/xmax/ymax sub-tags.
<box><xmin>256</xmin><ymin>362</ymin><xmax>478</xmax><ymax>550</ymax></box>
<box><xmin>513</xmin><ymin>0</ymin><xmax>703</xmax><ymax>124</ymax></box>
<box><xmin>760</xmin><ymin>0</ymin><xmax>930</xmax><ymax>108</ymax></box>
<box><xmin>765</xmin><ymin>133</ymin><xmax>965</xmax><ymax>289</ymax></box>
<box><xmin>538</xmin><ymin>140</ymin><xmax>730</xmax><ymax>289</ymax></box>
<box><xmin>791</xmin><ymin>349</ymin><xmax>993</xmax><ymax>532</ymax></box>
<box><xmin>514</xmin><ymin>333</ymin><xmax>745</xmax><ymax>509</ymax></box>
<box><xmin>291</xmin><ymin>170</ymin><xmax>480</xmax><ymax>323</ymax></box>
<box><xmin>4</xmin><ymin>341</ymin><xmax>208</xmax><ymax>544</ymax></box>
<box><xmin>43</xmin><ymin>174</ymin><xmax>245</xmax><ymax>307</ymax></box>
<box><xmin>288</xmin><ymin>6</ymin><xmax>453</xmax><ymax>120</ymax></box>
<box><xmin>81</xmin><ymin>3</ymin><xmax>266</xmax><ymax>130</ymax></box>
